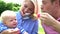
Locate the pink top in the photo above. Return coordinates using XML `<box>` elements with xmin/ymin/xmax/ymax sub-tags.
<box><xmin>42</xmin><ymin>18</ymin><xmax>60</xmax><ymax>34</ymax></box>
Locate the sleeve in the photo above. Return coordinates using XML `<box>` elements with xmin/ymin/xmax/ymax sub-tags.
<box><xmin>0</xmin><ymin>23</ymin><xmax>7</xmax><ymax>33</ymax></box>
<box><xmin>31</xmin><ymin>20</ymin><xmax>38</xmax><ymax>34</ymax></box>
<box><xmin>16</xmin><ymin>12</ymin><xmax>28</xmax><ymax>34</ymax></box>
<box><xmin>0</xmin><ymin>26</ymin><xmax>3</xmax><ymax>33</ymax></box>
<box><xmin>0</xmin><ymin>26</ymin><xmax>6</xmax><ymax>33</ymax></box>
<box><xmin>0</xmin><ymin>21</ymin><xmax>4</xmax><ymax>33</ymax></box>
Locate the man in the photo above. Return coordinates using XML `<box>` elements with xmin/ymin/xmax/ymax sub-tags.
<box><xmin>40</xmin><ymin>0</ymin><xmax>60</xmax><ymax>34</ymax></box>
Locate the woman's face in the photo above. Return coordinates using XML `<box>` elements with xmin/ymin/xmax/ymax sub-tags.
<box><xmin>21</xmin><ymin>1</ymin><xmax>35</xmax><ymax>16</ymax></box>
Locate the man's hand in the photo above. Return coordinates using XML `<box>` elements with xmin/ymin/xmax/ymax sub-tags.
<box><xmin>40</xmin><ymin>13</ymin><xmax>58</xmax><ymax>26</ymax></box>
<box><xmin>40</xmin><ymin>13</ymin><xmax>60</xmax><ymax>33</ymax></box>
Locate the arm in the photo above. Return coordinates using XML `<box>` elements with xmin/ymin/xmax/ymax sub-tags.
<box><xmin>1</xmin><ymin>28</ymin><xmax>20</xmax><ymax>34</ymax></box>
<box><xmin>1</xmin><ymin>30</ymin><xmax>11</xmax><ymax>34</ymax></box>
<box><xmin>51</xmin><ymin>20</ymin><xmax>60</xmax><ymax>33</ymax></box>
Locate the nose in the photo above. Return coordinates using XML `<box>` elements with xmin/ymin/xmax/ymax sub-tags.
<box><xmin>24</xmin><ymin>8</ymin><xmax>29</xmax><ymax>13</ymax></box>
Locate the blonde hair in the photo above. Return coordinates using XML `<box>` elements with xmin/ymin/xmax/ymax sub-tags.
<box><xmin>1</xmin><ymin>10</ymin><xmax>16</xmax><ymax>21</ymax></box>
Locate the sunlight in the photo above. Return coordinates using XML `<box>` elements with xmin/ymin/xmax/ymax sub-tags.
<box><xmin>3</xmin><ymin>0</ymin><xmax>24</xmax><ymax>4</ymax></box>
<box><xmin>3</xmin><ymin>0</ymin><xmax>42</xmax><ymax>5</ymax></box>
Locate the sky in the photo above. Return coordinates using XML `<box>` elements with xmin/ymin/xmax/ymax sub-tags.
<box><xmin>3</xmin><ymin>0</ymin><xmax>24</xmax><ymax>4</ymax></box>
<box><xmin>3</xmin><ymin>0</ymin><xmax>42</xmax><ymax>5</ymax></box>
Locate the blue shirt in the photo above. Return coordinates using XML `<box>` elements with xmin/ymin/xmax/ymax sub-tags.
<box><xmin>16</xmin><ymin>11</ymin><xmax>38</xmax><ymax>34</ymax></box>
<box><xmin>0</xmin><ymin>21</ymin><xmax>8</xmax><ymax>33</ymax></box>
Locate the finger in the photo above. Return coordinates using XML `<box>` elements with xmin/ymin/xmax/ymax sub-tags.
<box><xmin>41</xmin><ymin>13</ymin><xmax>54</xmax><ymax>18</ymax></box>
<box><xmin>41</xmin><ymin>13</ymin><xmax>49</xmax><ymax>15</ymax></box>
<box><xmin>40</xmin><ymin>17</ymin><xmax>46</xmax><ymax>23</ymax></box>
<box><xmin>41</xmin><ymin>13</ymin><xmax>52</xmax><ymax>18</ymax></box>
<box><xmin>40</xmin><ymin>14</ymin><xmax>48</xmax><ymax>20</ymax></box>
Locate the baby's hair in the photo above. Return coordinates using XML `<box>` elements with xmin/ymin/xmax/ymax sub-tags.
<box><xmin>1</xmin><ymin>10</ymin><xmax>16</xmax><ymax>21</ymax></box>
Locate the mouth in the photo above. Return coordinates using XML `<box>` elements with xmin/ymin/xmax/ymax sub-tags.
<box><xmin>13</xmin><ymin>24</ymin><xmax>17</xmax><ymax>26</ymax></box>
<box><xmin>24</xmin><ymin>13</ymin><xmax>30</xmax><ymax>16</ymax></box>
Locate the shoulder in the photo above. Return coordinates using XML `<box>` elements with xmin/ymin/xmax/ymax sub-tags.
<box><xmin>0</xmin><ymin>21</ymin><xmax>6</xmax><ymax>27</ymax></box>
<box><xmin>33</xmin><ymin>19</ymin><xmax>38</xmax><ymax>27</ymax></box>
<box><xmin>0</xmin><ymin>21</ymin><xmax>7</xmax><ymax>28</ymax></box>
<box><xmin>32</xmin><ymin>19</ymin><xmax>38</xmax><ymax>23</ymax></box>
<box><xmin>0</xmin><ymin>21</ymin><xmax>7</xmax><ymax>32</ymax></box>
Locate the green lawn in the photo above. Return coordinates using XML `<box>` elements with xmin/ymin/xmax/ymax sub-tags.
<box><xmin>38</xmin><ymin>19</ymin><xmax>45</xmax><ymax>34</ymax></box>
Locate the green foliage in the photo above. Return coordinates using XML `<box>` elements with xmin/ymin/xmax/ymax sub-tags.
<box><xmin>6</xmin><ymin>3</ymin><xmax>13</xmax><ymax>10</ymax></box>
<box><xmin>0</xmin><ymin>0</ymin><xmax>21</xmax><ymax>15</ymax></box>
<box><xmin>0</xmin><ymin>1</ymin><xmax>6</xmax><ymax>15</ymax></box>
<box><xmin>12</xmin><ymin>4</ymin><xmax>21</xmax><ymax>11</ymax></box>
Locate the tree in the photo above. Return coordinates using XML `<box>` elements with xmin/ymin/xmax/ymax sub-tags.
<box><xmin>0</xmin><ymin>1</ymin><xmax>6</xmax><ymax>15</ymax></box>
<box><xmin>0</xmin><ymin>1</ymin><xmax>21</xmax><ymax>15</ymax></box>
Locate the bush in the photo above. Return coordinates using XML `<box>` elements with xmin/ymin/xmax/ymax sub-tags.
<box><xmin>0</xmin><ymin>1</ymin><xmax>21</xmax><ymax>15</ymax></box>
<box><xmin>0</xmin><ymin>1</ymin><xmax>6</xmax><ymax>15</ymax></box>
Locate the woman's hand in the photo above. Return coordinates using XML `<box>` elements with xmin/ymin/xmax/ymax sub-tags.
<box><xmin>1</xmin><ymin>28</ymin><xmax>20</xmax><ymax>34</ymax></box>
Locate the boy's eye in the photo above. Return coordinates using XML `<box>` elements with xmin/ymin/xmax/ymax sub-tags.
<box><xmin>10</xmin><ymin>20</ymin><xmax>13</xmax><ymax>22</ymax></box>
<box><xmin>14</xmin><ymin>19</ymin><xmax>16</xmax><ymax>21</ymax></box>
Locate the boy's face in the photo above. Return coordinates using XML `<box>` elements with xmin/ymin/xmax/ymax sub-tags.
<box><xmin>21</xmin><ymin>1</ymin><xmax>34</xmax><ymax>16</ymax></box>
<box><xmin>4</xmin><ymin>16</ymin><xmax>17</xmax><ymax>28</ymax></box>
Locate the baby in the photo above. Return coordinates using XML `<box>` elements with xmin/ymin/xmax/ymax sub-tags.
<box><xmin>0</xmin><ymin>10</ymin><xmax>20</xmax><ymax>34</ymax></box>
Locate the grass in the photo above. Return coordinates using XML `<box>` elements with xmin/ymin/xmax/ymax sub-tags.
<box><xmin>38</xmin><ymin>19</ymin><xmax>45</xmax><ymax>34</ymax></box>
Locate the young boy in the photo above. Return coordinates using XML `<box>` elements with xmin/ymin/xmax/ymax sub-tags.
<box><xmin>0</xmin><ymin>10</ymin><xmax>20</xmax><ymax>34</ymax></box>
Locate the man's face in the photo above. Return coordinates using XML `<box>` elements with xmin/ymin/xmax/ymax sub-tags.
<box><xmin>41</xmin><ymin>0</ymin><xmax>60</xmax><ymax>19</ymax></box>
<box><xmin>41</xmin><ymin>0</ymin><xmax>56</xmax><ymax>15</ymax></box>
<box><xmin>21</xmin><ymin>1</ymin><xmax>34</xmax><ymax>16</ymax></box>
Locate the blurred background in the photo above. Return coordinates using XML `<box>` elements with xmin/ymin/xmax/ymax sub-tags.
<box><xmin>0</xmin><ymin>0</ymin><xmax>42</xmax><ymax>15</ymax></box>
